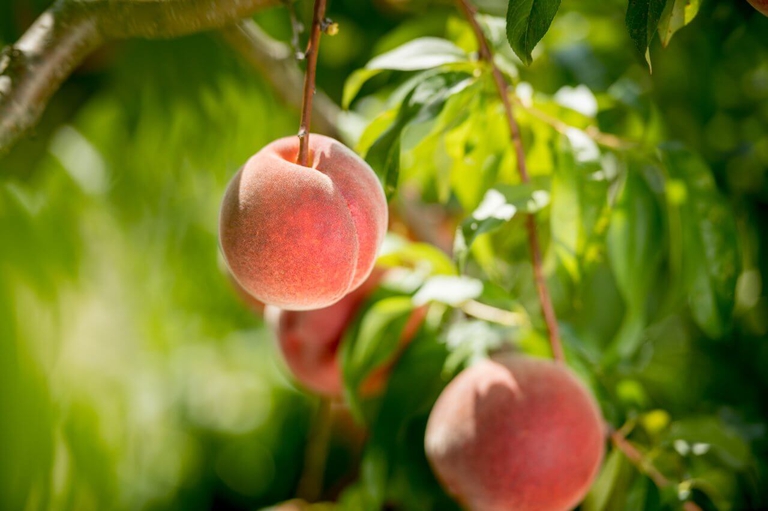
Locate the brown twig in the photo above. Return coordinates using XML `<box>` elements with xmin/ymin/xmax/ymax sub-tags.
<box><xmin>297</xmin><ymin>0</ymin><xmax>327</xmax><ymax>167</ymax></box>
<box><xmin>456</xmin><ymin>0</ymin><xmax>564</xmax><ymax>363</ymax></box>
<box><xmin>296</xmin><ymin>398</ymin><xmax>333</xmax><ymax>502</ymax></box>
<box><xmin>610</xmin><ymin>429</ymin><xmax>703</xmax><ymax>511</ymax></box>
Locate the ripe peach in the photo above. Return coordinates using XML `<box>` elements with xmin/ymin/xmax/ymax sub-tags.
<box><xmin>424</xmin><ymin>355</ymin><xmax>605</xmax><ymax>511</ymax></box>
<box><xmin>748</xmin><ymin>0</ymin><xmax>768</xmax><ymax>15</ymax></box>
<box><xmin>219</xmin><ymin>134</ymin><xmax>388</xmax><ymax>311</ymax></box>
<box><xmin>266</xmin><ymin>270</ymin><xmax>425</xmax><ymax>397</ymax></box>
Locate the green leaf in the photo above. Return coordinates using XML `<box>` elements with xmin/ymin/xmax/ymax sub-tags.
<box><xmin>658</xmin><ymin>0</ymin><xmax>701</xmax><ymax>47</ymax></box>
<box><xmin>550</xmin><ymin>136</ymin><xmax>583</xmax><ymax>282</ymax></box>
<box><xmin>366</xmin><ymin>37</ymin><xmax>468</xmax><ymax>72</ymax></box>
<box><xmin>412</xmin><ymin>275</ymin><xmax>484</xmax><ymax>307</ymax></box>
<box><xmin>378</xmin><ymin>236</ymin><xmax>458</xmax><ymax>276</ymax></box>
<box><xmin>343</xmin><ymin>68</ymin><xmax>383</xmax><ymax>109</ymax></box>
<box><xmin>660</xmin><ymin>145</ymin><xmax>739</xmax><ymax>338</ymax></box>
<box><xmin>505</xmin><ymin>0</ymin><xmax>562</xmax><ymax>66</ymax></box>
<box><xmin>605</xmin><ymin>166</ymin><xmax>662</xmax><ymax>362</ymax></box>
<box><xmin>342</xmin><ymin>38</ymin><xmax>468</xmax><ymax>108</ymax></box>
<box><xmin>344</xmin><ymin>335</ymin><xmax>451</xmax><ymax>511</ymax></box>
<box><xmin>668</xmin><ymin>416</ymin><xmax>750</xmax><ymax>471</ymax></box>
<box><xmin>625</xmin><ymin>0</ymin><xmax>668</xmax><ymax>56</ymax></box>
<box><xmin>340</xmin><ymin>296</ymin><xmax>415</xmax><ymax>418</ymax></box>
<box><xmin>582</xmin><ymin>449</ymin><xmax>629</xmax><ymax>511</ymax></box>
<box><xmin>364</xmin><ymin>72</ymin><xmax>475</xmax><ymax>198</ymax></box>
<box><xmin>454</xmin><ymin>183</ymin><xmax>550</xmax><ymax>269</ymax></box>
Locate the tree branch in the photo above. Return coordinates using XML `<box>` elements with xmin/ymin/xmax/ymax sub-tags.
<box><xmin>218</xmin><ymin>20</ymin><xmax>339</xmax><ymax>137</ymax></box>
<box><xmin>456</xmin><ymin>0</ymin><xmax>564</xmax><ymax>364</ymax></box>
<box><xmin>0</xmin><ymin>0</ymin><xmax>280</xmax><ymax>156</ymax></box>
<box><xmin>0</xmin><ymin>2</ymin><xmax>101</xmax><ymax>155</ymax></box>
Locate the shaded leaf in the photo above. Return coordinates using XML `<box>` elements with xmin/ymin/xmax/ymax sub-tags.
<box><xmin>505</xmin><ymin>0</ymin><xmax>562</xmax><ymax>65</ymax></box>
<box><xmin>340</xmin><ymin>296</ymin><xmax>415</xmax><ymax>419</ymax></box>
<box><xmin>660</xmin><ymin>145</ymin><xmax>739</xmax><ymax>338</ymax></box>
<box><xmin>668</xmin><ymin>416</ymin><xmax>750</xmax><ymax>471</ymax></box>
<box><xmin>625</xmin><ymin>0</ymin><xmax>668</xmax><ymax>57</ymax></box>
<box><xmin>605</xmin><ymin>166</ymin><xmax>662</xmax><ymax>362</ymax></box>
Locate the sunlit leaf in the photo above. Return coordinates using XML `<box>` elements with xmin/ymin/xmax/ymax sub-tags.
<box><xmin>365</xmin><ymin>71</ymin><xmax>475</xmax><ymax>198</ymax></box>
<box><xmin>342</xmin><ymin>38</ymin><xmax>468</xmax><ymax>107</ymax></box>
<box><xmin>367</xmin><ymin>37</ymin><xmax>468</xmax><ymax>71</ymax></box>
<box><xmin>454</xmin><ymin>183</ymin><xmax>550</xmax><ymax>268</ymax></box>
<box><xmin>412</xmin><ymin>275</ymin><xmax>484</xmax><ymax>306</ymax></box>
<box><xmin>658</xmin><ymin>0</ymin><xmax>701</xmax><ymax>47</ymax></box>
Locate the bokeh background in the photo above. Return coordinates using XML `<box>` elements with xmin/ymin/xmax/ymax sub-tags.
<box><xmin>1</xmin><ymin>0</ymin><xmax>767</xmax><ymax>509</ymax></box>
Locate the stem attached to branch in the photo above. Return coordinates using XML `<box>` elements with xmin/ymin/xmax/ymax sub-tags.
<box><xmin>297</xmin><ymin>0</ymin><xmax>328</xmax><ymax>167</ymax></box>
<box><xmin>219</xmin><ymin>20</ymin><xmax>339</xmax><ymax>137</ymax></box>
<box><xmin>456</xmin><ymin>0</ymin><xmax>564</xmax><ymax>363</ymax></box>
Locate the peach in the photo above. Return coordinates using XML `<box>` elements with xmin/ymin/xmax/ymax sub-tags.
<box><xmin>266</xmin><ymin>270</ymin><xmax>425</xmax><ymax>397</ymax></box>
<box><xmin>219</xmin><ymin>134</ymin><xmax>388</xmax><ymax>311</ymax></box>
<box><xmin>424</xmin><ymin>355</ymin><xmax>605</xmax><ymax>511</ymax></box>
<box><xmin>748</xmin><ymin>0</ymin><xmax>768</xmax><ymax>15</ymax></box>
<box><xmin>226</xmin><ymin>270</ymin><xmax>265</xmax><ymax>314</ymax></box>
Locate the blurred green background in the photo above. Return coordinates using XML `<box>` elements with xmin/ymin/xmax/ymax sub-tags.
<box><xmin>1</xmin><ymin>0</ymin><xmax>768</xmax><ymax>509</ymax></box>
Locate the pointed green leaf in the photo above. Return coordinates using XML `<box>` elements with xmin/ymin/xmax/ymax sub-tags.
<box><xmin>364</xmin><ymin>72</ymin><xmax>474</xmax><ymax>198</ymax></box>
<box><xmin>505</xmin><ymin>0</ymin><xmax>562</xmax><ymax>65</ymax></box>
<box><xmin>366</xmin><ymin>37</ymin><xmax>467</xmax><ymax>72</ymax></box>
<box><xmin>340</xmin><ymin>296</ymin><xmax>415</xmax><ymax>418</ymax></box>
<box><xmin>625</xmin><ymin>0</ymin><xmax>668</xmax><ymax>56</ymax></box>
<box><xmin>342</xmin><ymin>38</ymin><xmax>468</xmax><ymax>108</ymax></box>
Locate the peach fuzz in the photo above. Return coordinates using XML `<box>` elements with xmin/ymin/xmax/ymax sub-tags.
<box><xmin>425</xmin><ymin>355</ymin><xmax>605</xmax><ymax>511</ymax></box>
<box><xmin>219</xmin><ymin>134</ymin><xmax>388</xmax><ymax>311</ymax></box>
<box><xmin>265</xmin><ymin>269</ymin><xmax>426</xmax><ymax>397</ymax></box>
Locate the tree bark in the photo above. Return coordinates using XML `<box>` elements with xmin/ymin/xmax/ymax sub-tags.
<box><xmin>0</xmin><ymin>0</ymin><xmax>281</xmax><ymax>156</ymax></box>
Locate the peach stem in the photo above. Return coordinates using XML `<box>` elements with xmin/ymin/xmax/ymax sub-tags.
<box><xmin>297</xmin><ymin>0</ymin><xmax>327</xmax><ymax>167</ymax></box>
<box><xmin>456</xmin><ymin>0</ymin><xmax>564</xmax><ymax>364</ymax></box>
